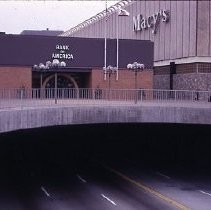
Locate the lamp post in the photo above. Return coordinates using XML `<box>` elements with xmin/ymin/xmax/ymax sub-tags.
<box><xmin>104</xmin><ymin>0</ymin><xmax>108</xmax><ymax>80</ymax></box>
<box><xmin>33</xmin><ymin>59</ymin><xmax>66</xmax><ymax>104</ymax></box>
<box><xmin>127</xmin><ymin>62</ymin><xmax>145</xmax><ymax>103</ymax></box>
<box><xmin>103</xmin><ymin>3</ymin><xmax>129</xmax><ymax>81</ymax></box>
<box><xmin>116</xmin><ymin>8</ymin><xmax>130</xmax><ymax>80</ymax></box>
<box><xmin>103</xmin><ymin>65</ymin><xmax>117</xmax><ymax>99</ymax></box>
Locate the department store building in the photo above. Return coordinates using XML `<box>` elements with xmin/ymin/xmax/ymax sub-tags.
<box><xmin>61</xmin><ymin>0</ymin><xmax>211</xmax><ymax>91</ymax></box>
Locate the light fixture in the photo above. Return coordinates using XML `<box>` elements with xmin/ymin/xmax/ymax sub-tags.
<box><xmin>118</xmin><ymin>8</ymin><xmax>130</xmax><ymax>16</ymax></box>
<box><xmin>116</xmin><ymin>8</ymin><xmax>130</xmax><ymax>80</ymax></box>
<box><xmin>127</xmin><ymin>61</ymin><xmax>145</xmax><ymax>103</ymax></box>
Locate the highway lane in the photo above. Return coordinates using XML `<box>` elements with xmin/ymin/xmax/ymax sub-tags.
<box><xmin>1</xmin><ymin>123</ymin><xmax>211</xmax><ymax>210</ymax></box>
<box><xmin>0</xmin><ymin>159</ymin><xmax>179</xmax><ymax>210</ymax></box>
<box><xmin>106</xmin><ymin>158</ymin><xmax>211</xmax><ymax>210</ymax></box>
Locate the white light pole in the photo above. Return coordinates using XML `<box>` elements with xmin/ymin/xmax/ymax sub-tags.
<box><xmin>116</xmin><ymin>8</ymin><xmax>130</xmax><ymax>80</ymax></box>
<box><xmin>127</xmin><ymin>62</ymin><xmax>145</xmax><ymax>103</ymax></box>
<box><xmin>104</xmin><ymin>0</ymin><xmax>108</xmax><ymax>80</ymax></box>
<box><xmin>104</xmin><ymin>3</ymin><xmax>129</xmax><ymax>81</ymax></box>
<box><xmin>103</xmin><ymin>65</ymin><xmax>117</xmax><ymax>99</ymax></box>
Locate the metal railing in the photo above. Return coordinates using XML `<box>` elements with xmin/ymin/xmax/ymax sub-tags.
<box><xmin>0</xmin><ymin>88</ymin><xmax>210</xmax><ymax>109</ymax></box>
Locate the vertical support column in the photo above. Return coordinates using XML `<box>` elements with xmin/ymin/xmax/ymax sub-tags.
<box><xmin>116</xmin><ymin>14</ymin><xmax>119</xmax><ymax>80</ymax></box>
<box><xmin>40</xmin><ymin>73</ymin><xmax>43</xmax><ymax>89</ymax></box>
<box><xmin>170</xmin><ymin>62</ymin><xmax>176</xmax><ymax>99</ymax></box>
<box><xmin>135</xmin><ymin>71</ymin><xmax>138</xmax><ymax>104</ymax></box>
<box><xmin>55</xmin><ymin>72</ymin><xmax>57</xmax><ymax>104</ymax></box>
<box><xmin>104</xmin><ymin>0</ymin><xmax>108</xmax><ymax>80</ymax></box>
<box><xmin>135</xmin><ymin>71</ymin><xmax>138</xmax><ymax>90</ymax></box>
<box><xmin>170</xmin><ymin>62</ymin><xmax>176</xmax><ymax>90</ymax></box>
<box><xmin>108</xmin><ymin>72</ymin><xmax>111</xmax><ymax>100</ymax></box>
<box><xmin>40</xmin><ymin>73</ymin><xmax>43</xmax><ymax>99</ymax></box>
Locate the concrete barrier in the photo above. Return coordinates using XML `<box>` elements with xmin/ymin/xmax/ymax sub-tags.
<box><xmin>0</xmin><ymin>102</ymin><xmax>211</xmax><ymax>133</ymax></box>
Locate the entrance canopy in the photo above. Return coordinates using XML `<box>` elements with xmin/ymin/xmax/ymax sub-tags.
<box><xmin>0</xmin><ymin>34</ymin><xmax>153</xmax><ymax>69</ymax></box>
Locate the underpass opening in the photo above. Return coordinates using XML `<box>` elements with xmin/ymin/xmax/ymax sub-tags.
<box><xmin>0</xmin><ymin>123</ymin><xmax>211</xmax><ymax>209</ymax></box>
<box><xmin>0</xmin><ymin>123</ymin><xmax>211</xmax><ymax>176</ymax></box>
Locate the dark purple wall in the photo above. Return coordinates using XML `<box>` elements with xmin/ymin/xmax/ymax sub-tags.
<box><xmin>0</xmin><ymin>34</ymin><xmax>153</xmax><ymax>69</ymax></box>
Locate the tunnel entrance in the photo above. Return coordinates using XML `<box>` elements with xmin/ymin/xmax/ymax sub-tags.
<box><xmin>0</xmin><ymin>123</ymin><xmax>211</xmax><ymax>174</ymax></box>
<box><xmin>0</xmin><ymin>123</ymin><xmax>211</xmax><ymax>209</ymax></box>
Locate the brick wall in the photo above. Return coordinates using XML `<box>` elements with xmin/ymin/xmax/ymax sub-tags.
<box><xmin>2</xmin><ymin>65</ymin><xmax>210</xmax><ymax>91</ymax></box>
<box><xmin>0</xmin><ymin>66</ymin><xmax>32</xmax><ymax>89</ymax></box>
<box><xmin>91</xmin><ymin>68</ymin><xmax>153</xmax><ymax>89</ymax></box>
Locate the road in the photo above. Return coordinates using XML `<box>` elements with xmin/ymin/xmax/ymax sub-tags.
<box><xmin>0</xmin><ymin>159</ymin><xmax>180</xmax><ymax>210</ymax></box>
<box><xmin>107</xmin><ymin>158</ymin><xmax>211</xmax><ymax>210</ymax></box>
<box><xmin>2</xmin><ymin>157</ymin><xmax>211</xmax><ymax>210</ymax></box>
<box><xmin>1</xmin><ymin>123</ymin><xmax>211</xmax><ymax>210</ymax></box>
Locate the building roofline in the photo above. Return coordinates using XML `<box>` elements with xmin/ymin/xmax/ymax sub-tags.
<box><xmin>60</xmin><ymin>0</ymin><xmax>132</xmax><ymax>37</ymax></box>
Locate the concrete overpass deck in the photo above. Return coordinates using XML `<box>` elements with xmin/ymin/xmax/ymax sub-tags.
<box><xmin>0</xmin><ymin>99</ymin><xmax>210</xmax><ymax>133</ymax></box>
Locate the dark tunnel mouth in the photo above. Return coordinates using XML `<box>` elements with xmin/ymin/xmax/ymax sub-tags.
<box><xmin>0</xmin><ymin>123</ymin><xmax>211</xmax><ymax>203</ymax></box>
<box><xmin>0</xmin><ymin>123</ymin><xmax>211</xmax><ymax>172</ymax></box>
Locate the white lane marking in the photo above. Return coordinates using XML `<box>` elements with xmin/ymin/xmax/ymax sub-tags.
<box><xmin>199</xmin><ymin>190</ymin><xmax>211</xmax><ymax>197</ymax></box>
<box><xmin>156</xmin><ymin>172</ymin><xmax>171</xmax><ymax>179</ymax></box>
<box><xmin>41</xmin><ymin>186</ymin><xmax>51</xmax><ymax>197</ymax></box>
<box><xmin>77</xmin><ymin>174</ymin><xmax>87</xmax><ymax>183</ymax></box>
<box><xmin>101</xmin><ymin>194</ymin><xmax>117</xmax><ymax>206</ymax></box>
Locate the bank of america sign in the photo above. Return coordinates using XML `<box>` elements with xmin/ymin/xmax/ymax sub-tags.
<box><xmin>133</xmin><ymin>10</ymin><xmax>170</xmax><ymax>34</ymax></box>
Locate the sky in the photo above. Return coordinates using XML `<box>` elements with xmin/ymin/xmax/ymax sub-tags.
<box><xmin>0</xmin><ymin>0</ymin><xmax>117</xmax><ymax>34</ymax></box>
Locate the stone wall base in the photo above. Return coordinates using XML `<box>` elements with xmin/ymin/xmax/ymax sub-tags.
<box><xmin>153</xmin><ymin>63</ymin><xmax>211</xmax><ymax>91</ymax></box>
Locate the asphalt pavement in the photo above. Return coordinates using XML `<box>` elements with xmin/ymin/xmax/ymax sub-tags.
<box><xmin>1</xmin><ymin>123</ymin><xmax>211</xmax><ymax>210</ymax></box>
<box><xmin>0</xmin><ymin>159</ymin><xmax>179</xmax><ymax>210</ymax></box>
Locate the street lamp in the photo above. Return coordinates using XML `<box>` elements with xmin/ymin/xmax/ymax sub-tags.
<box><xmin>104</xmin><ymin>0</ymin><xmax>108</xmax><ymax>80</ymax></box>
<box><xmin>116</xmin><ymin>8</ymin><xmax>130</xmax><ymax>80</ymax></box>
<box><xmin>33</xmin><ymin>59</ymin><xmax>66</xmax><ymax>104</ymax></box>
<box><xmin>127</xmin><ymin>62</ymin><xmax>145</xmax><ymax>103</ymax></box>
<box><xmin>33</xmin><ymin>59</ymin><xmax>66</xmax><ymax>71</ymax></box>
<box><xmin>103</xmin><ymin>3</ymin><xmax>129</xmax><ymax>81</ymax></box>
<box><xmin>103</xmin><ymin>65</ymin><xmax>117</xmax><ymax>99</ymax></box>
<box><xmin>103</xmin><ymin>65</ymin><xmax>117</xmax><ymax>89</ymax></box>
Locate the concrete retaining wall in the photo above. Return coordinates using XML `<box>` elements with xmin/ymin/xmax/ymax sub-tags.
<box><xmin>0</xmin><ymin>103</ymin><xmax>211</xmax><ymax>133</ymax></box>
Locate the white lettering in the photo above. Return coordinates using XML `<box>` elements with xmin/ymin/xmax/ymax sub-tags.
<box><xmin>55</xmin><ymin>45</ymin><xmax>70</xmax><ymax>50</ymax></box>
<box><xmin>133</xmin><ymin>15</ymin><xmax>141</xmax><ymax>31</ymax></box>
<box><xmin>152</xmin><ymin>12</ymin><xmax>160</xmax><ymax>34</ymax></box>
<box><xmin>140</xmin><ymin>18</ymin><xmax>147</xmax><ymax>29</ymax></box>
<box><xmin>147</xmin><ymin>16</ymin><xmax>153</xmax><ymax>28</ymax></box>
<box><xmin>52</xmin><ymin>53</ymin><xmax>73</xmax><ymax>60</ymax></box>
<box><xmin>152</xmin><ymin>12</ymin><xmax>159</xmax><ymax>26</ymax></box>
<box><xmin>52</xmin><ymin>53</ymin><xmax>59</xmax><ymax>59</ymax></box>
<box><xmin>162</xmin><ymin>10</ymin><xmax>170</xmax><ymax>22</ymax></box>
<box><xmin>68</xmin><ymin>54</ymin><xmax>74</xmax><ymax>59</ymax></box>
<box><xmin>133</xmin><ymin>10</ymin><xmax>170</xmax><ymax>34</ymax></box>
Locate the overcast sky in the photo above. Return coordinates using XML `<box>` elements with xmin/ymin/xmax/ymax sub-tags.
<box><xmin>0</xmin><ymin>1</ymin><xmax>117</xmax><ymax>34</ymax></box>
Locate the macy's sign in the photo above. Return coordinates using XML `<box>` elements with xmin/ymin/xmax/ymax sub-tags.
<box><xmin>133</xmin><ymin>10</ymin><xmax>170</xmax><ymax>34</ymax></box>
